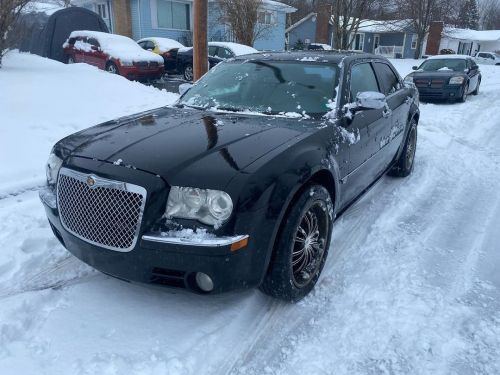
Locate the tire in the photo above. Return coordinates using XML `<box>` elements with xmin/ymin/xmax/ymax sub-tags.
<box><xmin>389</xmin><ymin>119</ymin><xmax>417</xmax><ymax>177</ymax></box>
<box><xmin>67</xmin><ymin>56</ymin><xmax>75</xmax><ymax>64</ymax></box>
<box><xmin>458</xmin><ymin>83</ymin><xmax>469</xmax><ymax>102</ymax></box>
<box><xmin>106</xmin><ymin>62</ymin><xmax>119</xmax><ymax>75</ymax></box>
<box><xmin>472</xmin><ymin>79</ymin><xmax>480</xmax><ymax>95</ymax></box>
<box><xmin>260</xmin><ymin>185</ymin><xmax>333</xmax><ymax>302</ymax></box>
<box><xmin>183</xmin><ymin>64</ymin><xmax>193</xmax><ymax>81</ymax></box>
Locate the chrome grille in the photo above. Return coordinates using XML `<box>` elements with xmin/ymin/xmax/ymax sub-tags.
<box><xmin>57</xmin><ymin>168</ymin><xmax>147</xmax><ymax>252</ymax></box>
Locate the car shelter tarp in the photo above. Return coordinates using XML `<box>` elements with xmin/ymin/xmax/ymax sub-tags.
<box><xmin>15</xmin><ymin>7</ymin><xmax>109</xmax><ymax>63</ymax></box>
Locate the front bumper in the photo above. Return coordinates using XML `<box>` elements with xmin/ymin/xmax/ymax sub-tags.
<box><xmin>416</xmin><ymin>85</ymin><xmax>464</xmax><ymax>100</ymax></box>
<box><xmin>39</xmin><ymin>164</ymin><xmax>267</xmax><ymax>295</ymax></box>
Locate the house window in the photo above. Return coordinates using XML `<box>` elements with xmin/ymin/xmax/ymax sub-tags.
<box><xmin>96</xmin><ymin>3</ymin><xmax>108</xmax><ymax>20</ymax></box>
<box><xmin>157</xmin><ymin>0</ymin><xmax>190</xmax><ymax>30</ymax></box>
<box><xmin>352</xmin><ymin>33</ymin><xmax>364</xmax><ymax>51</ymax></box>
<box><xmin>258</xmin><ymin>11</ymin><xmax>273</xmax><ymax>25</ymax></box>
<box><xmin>411</xmin><ymin>34</ymin><xmax>418</xmax><ymax>49</ymax></box>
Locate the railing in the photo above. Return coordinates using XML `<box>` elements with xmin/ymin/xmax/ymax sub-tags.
<box><xmin>375</xmin><ymin>45</ymin><xmax>404</xmax><ymax>58</ymax></box>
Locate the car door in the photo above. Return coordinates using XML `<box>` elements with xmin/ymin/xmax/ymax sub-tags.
<box><xmin>73</xmin><ymin>36</ymin><xmax>88</xmax><ymax>63</ymax></box>
<box><xmin>86</xmin><ymin>37</ymin><xmax>105</xmax><ymax>69</ymax></box>
<box><xmin>466</xmin><ymin>58</ymin><xmax>479</xmax><ymax>93</ymax></box>
<box><xmin>373</xmin><ymin>62</ymin><xmax>407</xmax><ymax>167</ymax></box>
<box><xmin>341</xmin><ymin>61</ymin><xmax>390</xmax><ymax>206</ymax></box>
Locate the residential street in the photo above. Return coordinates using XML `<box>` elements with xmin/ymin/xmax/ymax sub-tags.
<box><xmin>0</xmin><ymin>52</ymin><xmax>499</xmax><ymax>374</ymax></box>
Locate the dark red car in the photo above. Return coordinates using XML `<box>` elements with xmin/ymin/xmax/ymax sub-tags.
<box><xmin>63</xmin><ymin>30</ymin><xmax>164</xmax><ymax>81</ymax></box>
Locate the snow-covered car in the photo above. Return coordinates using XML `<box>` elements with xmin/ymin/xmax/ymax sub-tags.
<box><xmin>137</xmin><ymin>37</ymin><xmax>185</xmax><ymax>73</ymax></box>
<box><xmin>40</xmin><ymin>52</ymin><xmax>419</xmax><ymax>301</ymax></box>
<box><xmin>404</xmin><ymin>55</ymin><xmax>481</xmax><ymax>102</ymax></box>
<box><xmin>474</xmin><ymin>51</ymin><xmax>500</xmax><ymax>65</ymax></box>
<box><xmin>177</xmin><ymin>42</ymin><xmax>259</xmax><ymax>81</ymax></box>
<box><xmin>63</xmin><ymin>31</ymin><xmax>164</xmax><ymax>81</ymax></box>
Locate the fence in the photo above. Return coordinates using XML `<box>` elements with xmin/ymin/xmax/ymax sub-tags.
<box><xmin>375</xmin><ymin>45</ymin><xmax>404</xmax><ymax>58</ymax></box>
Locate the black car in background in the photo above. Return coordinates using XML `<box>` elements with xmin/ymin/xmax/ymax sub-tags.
<box><xmin>176</xmin><ymin>47</ymin><xmax>222</xmax><ymax>81</ymax></box>
<box><xmin>404</xmin><ymin>55</ymin><xmax>481</xmax><ymax>102</ymax></box>
<box><xmin>40</xmin><ymin>52</ymin><xmax>419</xmax><ymax>301</ymax></box>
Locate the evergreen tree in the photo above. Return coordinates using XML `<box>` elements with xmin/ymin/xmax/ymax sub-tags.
<box><xmin>458</xmin><ymin>0</ymin><xmax>480</xmax><ymax>29</ymax></box>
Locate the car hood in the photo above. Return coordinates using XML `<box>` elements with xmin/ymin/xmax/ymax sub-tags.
<box><xmin>58</xmin><ymin>107</ymin><xmax>308</xmax><ymax>187</ymax></box>
<box><xmin>410</xmin><ymin>70</ymin><xmax>466</xmax><ymax>79</ymax></box>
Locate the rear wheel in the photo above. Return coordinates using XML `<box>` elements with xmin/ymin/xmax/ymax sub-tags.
<box><xmin>458</xmin><ymin>83</ymin><xmax>469</xmax><ymax>102</ymax></box>
<box><xmin>67</xmin><ymin>56</ymin><xmax>75</xmax><ymax>64</ymax></box>
<box><xmin>260</xmin><ymin>185</ymin><xmax>333</xmax><ymax>302</ymax></box>
<box><xmin>389</xmin><ymin>119</ymin><xmax>417</xmax><ymax>177</ymax></box>
<box><xmin>472</xmin><ymin>79</ymin><xmax>480</xmax><ymax>95</ymax></box>
<box><xmin>106</xmin><ymin>62</ymin><xmax>119</xmax><ymax>75</ymax></box>
<box><xmin>183</xmin><ymin>64</ymin><xmax>193</xmax><ymax>81</ymax></box>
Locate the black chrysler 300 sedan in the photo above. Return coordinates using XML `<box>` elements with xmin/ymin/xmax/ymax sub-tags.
<box><xmin>404</xmin><ymin>54</ymin><xmax>481</xmax><ymax>102</ymax></box>
<box><xmin>40</xmin><ymin>52</ymin><xmax>420</xmax><ymax>301</ymax></box>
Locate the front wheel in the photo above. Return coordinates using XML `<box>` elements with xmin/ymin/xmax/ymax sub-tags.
<box><xmin>183</xmin><ymin>64</ymin><xmax>193</xmax><ymax>81</ymax></box>
<box><xmin>388</xmin><ymin>119</ymin><xmax>417</xmax><ymax>177</ymax></box>
<box><xmin>106</xmin><ymin>62</ymin><xmax>119</xmax><ymax>75</ymax></box>
<box><xmin>472</xmin><ymin>79</ymin><xmax>480</xmax><ymax>95</ymax></box>
<box><xmin>260</xmin><ymin>185</ymin><xmax>333</xmax><ymax>302</ymax></box>
<box><xmin>458</xmin><ymin>83</ymin><xmax>469</xmax><ymax>102</ymax></box>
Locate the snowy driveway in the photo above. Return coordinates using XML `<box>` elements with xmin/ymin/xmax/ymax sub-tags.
<box><xmin>0</xmin><ymin>53</ymin><xmax>499</xmax><ymax>375</ymax></box>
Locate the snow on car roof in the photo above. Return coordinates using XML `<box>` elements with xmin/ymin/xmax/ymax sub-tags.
<box><xmin>137</xmin><ymin>37</ymin><xmax>184</xmax><ymax>52</ymax></box>
<box><xmin>426</xmin><ymin>54</ymin><xmax>471</xmax><ymax>60</ymax></box>
<box><xmin>67</xmin><ymin>30</ymin><xmax>164</xmax><ymax>64</ymax></box>
<box><xmin>208</xmin><ymin>42</ymin><xmax>258</xmax><ymax>56</ymax></box>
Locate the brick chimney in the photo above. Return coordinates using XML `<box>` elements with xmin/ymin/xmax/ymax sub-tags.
<box><xmin>112</xmin><ymin>0</ymin><xmax>133</xmax><ymax>37</ymax></box>
<box><xmin>315</xmin><ymin>4</ymin><xmax>331</xmax><ymax>44</ymax></box>
<box><xmin>425</xmin><ymin>21</ymin><xmax>444</xmax><ymax>55</ymax></box>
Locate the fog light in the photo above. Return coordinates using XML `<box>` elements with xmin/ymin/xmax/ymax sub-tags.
<box><xmin>195</xmin><ymin>272</ymin><xmax>214</xmax><ymax>292</ymax></box>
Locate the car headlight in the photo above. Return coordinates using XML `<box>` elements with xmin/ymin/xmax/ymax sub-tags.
<box><xmin>46</xmin><ymin>152</ymin><xmax>63</xmax><ymax>186</ymax></box>
<box><xmin>404</xmin><ymin>75</ymin><xmax>413</xmax><ymax>83</ymax></box>
<box><xmin>449</xmin><ymin>76</ymin><xmax>465</xmax><ymax>85</ymax></box>
<box><xmin>166</xmin><ymin>186</ymin><xmax>233</xmax><ymax>226</ymax></box>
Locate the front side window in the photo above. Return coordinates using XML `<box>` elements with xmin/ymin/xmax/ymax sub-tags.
<box><xmin>373</xmin><ymin>62</ymin><xmax>401</xmax><ymax>95</ymax></box>
<box><xmin>349</xmin><ymin>63</ymin><xmax>380</xmax><ymax>101</ymax></box>
<box><xmin>157</xmin><ymin>0</ymin><xmax>190</xmax><ymax>30</ymax></box>
<box><xmin>180</xmin><ymin>61</ymin><xmax>339</xmax><ymax>117</ymax></box>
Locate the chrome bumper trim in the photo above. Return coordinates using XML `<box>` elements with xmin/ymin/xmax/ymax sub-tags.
<box><xmin>142</xmin><ymin>233</ymin><xmax>249</xmax><ymax>247</ymax></box>
<box><xmin>39</xmin><ymin>186</ymin><xmax>57</xmax><ymax>209</ymax></box>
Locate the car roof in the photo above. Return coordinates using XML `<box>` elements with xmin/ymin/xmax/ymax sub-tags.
<box><xmin>232</xmin><ymin>51</ymin><xmax>385</xmax><ymax>64</ymax></box>
<box><xmin>426</xmin><ymin>54</ymin><xmax>471</xmax><ymax>60</ymax></box>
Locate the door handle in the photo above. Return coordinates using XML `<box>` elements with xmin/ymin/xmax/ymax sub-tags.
<box><xmin>382</xmin><ymin>108</ymin><xmax>392</xmax><ymax>118</ymax></box>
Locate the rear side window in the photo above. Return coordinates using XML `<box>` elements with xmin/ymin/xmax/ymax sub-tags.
<box><xmin>208</xmin><ymin>46</ymin><xmax>217</xmax><ymax>57</ymax></box>
<box><xmin>373</xmin><ymin>62</ymin><xmax>401</xmax><ymax>95</ymax></box>
<box><xmin>87</xmin><ymin>38</ymin><xmax>100</xmax><ymax>47</ymax></box>
<box><xmin>349</xmin><ymin>63</ymin><xmax>380</xmax><ymax>102</ymax></box>
<box><xmin>68</xmin><ymin>37</ymin><xmax>76</xmax><ymax>45</ymax></box>
<box><xmin>219</xmin><ymin>48</ymin><xmax>234</xmax><ymax>59</ymax></box>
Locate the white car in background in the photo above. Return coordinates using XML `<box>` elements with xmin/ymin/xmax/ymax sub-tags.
<box><xmin>474</xmin><ymin>52</ymin><xmax>500</xmax><ymax>65</ymax></box>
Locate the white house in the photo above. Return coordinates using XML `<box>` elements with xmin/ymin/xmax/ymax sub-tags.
<box><xmin>438</xmin><ymin>27</ymin><xmax>500</xmax><ymax>55</ymax></box>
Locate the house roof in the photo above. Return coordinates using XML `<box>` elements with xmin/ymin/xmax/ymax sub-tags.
<box><xmin>443</xmin><ymin>27</ymin><xmax>500</xmax><ymax>42</ymax></box>
<box><xmin>286</xmin><ymin>12</ymin><xmax>317</xmax><ymax>33</ymax></box>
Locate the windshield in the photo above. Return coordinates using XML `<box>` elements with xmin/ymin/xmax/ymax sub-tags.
<box><xmin>179</xmin><ymin>60</ymin><xmax>339</xmax><ymax>117</ymax></box>
<box><xmin>418</xmin><ymin>59</ymin><xmax>467</xmax><ymax>72</ymax></box>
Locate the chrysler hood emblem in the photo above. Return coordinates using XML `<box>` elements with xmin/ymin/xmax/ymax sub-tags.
<box><xmin>86</xmin><ymin>176</ymin><xmax>96</xmax><ymax>187</ymax></box>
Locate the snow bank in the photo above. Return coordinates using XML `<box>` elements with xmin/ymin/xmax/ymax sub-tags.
<box><xmin>0</xmin><ymin>51</ymin><xmax>178</xmax><ymax>197</ymax></box>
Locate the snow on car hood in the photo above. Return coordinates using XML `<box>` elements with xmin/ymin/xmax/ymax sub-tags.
<box><xmin>66</xmin><ymin>30</ymin><xmax>163</xmax><ymax>64</ymax></box>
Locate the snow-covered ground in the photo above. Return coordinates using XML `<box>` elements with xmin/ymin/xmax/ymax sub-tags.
<box><xmin>1</xmin><ymin>52</ymin><xmax>499</xmax><ymax>375</ymax></box>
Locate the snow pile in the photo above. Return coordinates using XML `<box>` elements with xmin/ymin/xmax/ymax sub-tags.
<box><xmin>0</xmin><ymin>51</ymin><xmax>178</xmax><ymax>197</ymax></box>
<box><xmin>65</xmin><ymin>31</ymin><xmax>164</xmax><ymax>64</ymax></box>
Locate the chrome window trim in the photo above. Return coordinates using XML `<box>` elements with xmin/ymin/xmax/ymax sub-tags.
<box><xmin>57</xmin><ymin>168</ymin><xmax>147</xmax><ymax>253</ymax></box>
<box><xmin>142</xmin><ymin>233</ymin><xmax>249</xmax><ymax>247</ymax></box>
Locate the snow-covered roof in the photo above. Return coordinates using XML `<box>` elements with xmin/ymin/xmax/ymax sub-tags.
<box><xmin>355</xmin><ymin>19</ymin><xmax>413</xmax><ymax>33</ymax></box>
<box><xmin>208</xmin><ymin>42</ymin><xmax>258</xmax><ymax>56</ymax></box>
<box><xmin>66</xmin><ymin>31</ymin><xmax>164</xmax><ymax>64</ymax></box>
<box><xmin>137</xmin><ymin>37</ymin><xmax>185</xmax><ymax>52</ymax></box>
<box><xmin>443</xmin><ymin>27</ymin><xmax>500</xmax><ymax>42</ymax></box>
<box><xmin>426</xmin><ymin>54</ymin><xmax>471</xmax><ymax>60</ymax></box>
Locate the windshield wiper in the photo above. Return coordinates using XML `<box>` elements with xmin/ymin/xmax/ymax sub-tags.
<box><xmin>175</xmin><ymin>103</ymin><xmax>205</xmax><ymax>110</ymax></box>
<box><xmin>215</xmin><ymin>106</ymin><xmax>244</xmax><ymax>113</ymax></box>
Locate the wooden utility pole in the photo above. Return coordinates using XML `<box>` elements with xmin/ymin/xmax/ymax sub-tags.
<box><xmin>193</xmin><ymin>0</ymin><xmax>208</xmax><ymax>81</ymax></box>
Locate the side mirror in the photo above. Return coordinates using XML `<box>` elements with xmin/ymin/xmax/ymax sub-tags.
<box><xmin>355</xmin><ymin>91</ymin><xmax>387</xmax><ymax>110</ymax></box>
<box><xmin>412</xmin><ymin>66</ymin><xmax>418</xmax><ymax>70</ymax></box>
<box><xmin>179</xmin><ymin>83</ymin><xmax>193</xmax><ymax>95</ymax></box>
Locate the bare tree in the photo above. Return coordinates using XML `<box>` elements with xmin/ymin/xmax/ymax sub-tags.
<box><xmin>216</xmin><ymin>0</ymin><xmax>273</xmax><ymax>46</ymax></box>
<box><xmin>479</xmin><ymin>0</ymin><xmax>500</xmax><ymax>29</ymax></box>
<box><xmin>394</xmin><ymin>0</ymin><xmax>455</xmax><ymax>58</ymax></box>
<box><xmin>0</xmin><ymin>0</ymin><xmax>32</xmax><ymax>67</ymax></box>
